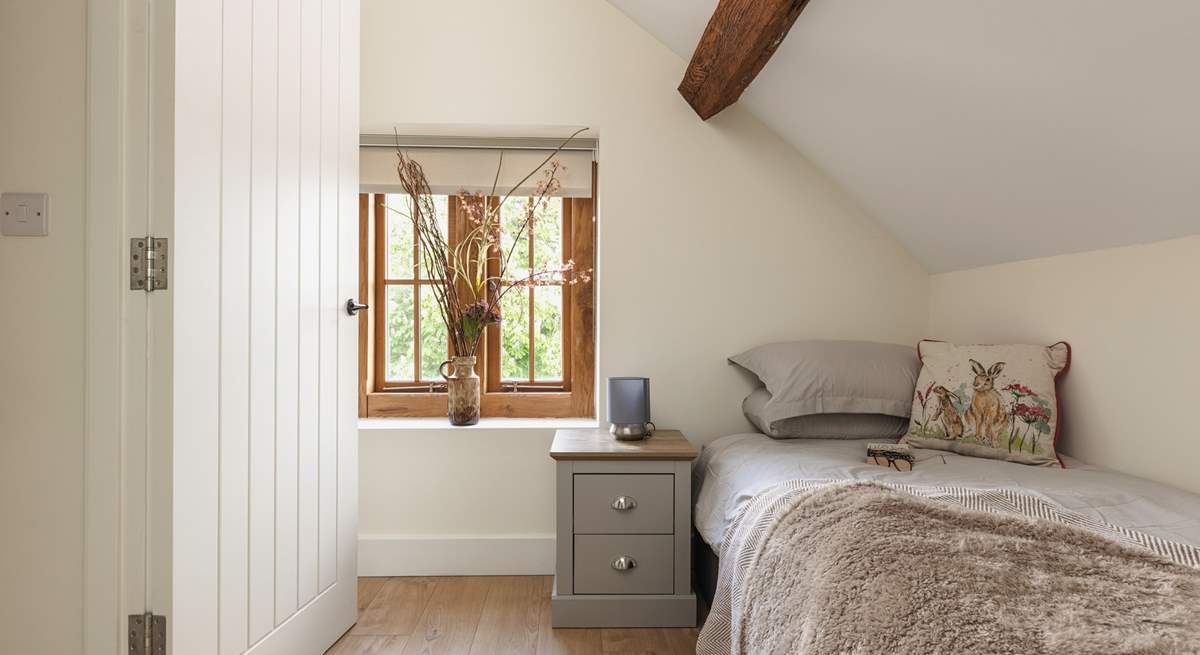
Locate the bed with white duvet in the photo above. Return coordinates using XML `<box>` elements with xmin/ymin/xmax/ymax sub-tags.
<box><xmin>694</xmin><ymin>433</ymin><xmax>1200</xmax><ymax>552</ymax></box>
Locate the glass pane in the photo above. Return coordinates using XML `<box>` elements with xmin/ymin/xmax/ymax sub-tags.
<box><xmin>418</xmin><ymin>285</ymin><xmax>448</xmax><ymax>381</ymax></box>
<box><xmin>384</xmin><ymin>196</ymin><xmax>414</xmax><ymax>279</ymax></box>
<box><xmin>499</xmin><ymin>196</ymin><xmax>531</xmax><ymax>280</ymax></box>
<box><xmin>533</xmin><ymin>285</ymin><xmax>564</xmax><ymax>381</ymax></box>
<box><xmin>417</xmin><ymin>195</ymin><xmax>449</xmax><ymax>280</ymax></box>
<box><xmin>385</xmin><ymin>285</ymin><xmax>415</xmax><ymax>381</ymax></box>
<box><xmin>532</xmin><ymin>198</ymin><xmax>563</xmax><ymax>277</ymax></box>
<box><xmin>500</xmin><ymin>286</ymin><xmax>530</xmax><ymax>381</ymax></box>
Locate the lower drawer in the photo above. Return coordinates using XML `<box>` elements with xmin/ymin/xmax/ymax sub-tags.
<box><xmin>574</xmin><ymin>534</ymin><xmax>674</xmax><ymax>595</ymax></box>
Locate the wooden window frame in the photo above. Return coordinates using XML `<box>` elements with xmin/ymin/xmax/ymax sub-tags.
<box><xmin>358</xmin><ymin>173</ymin><xmax>596</xmax><ymax>419</ymax></box>
<box><xmin>371</xmin><ymin>193</ymin><xmax>456</xmax><ymax>392</ymax></box>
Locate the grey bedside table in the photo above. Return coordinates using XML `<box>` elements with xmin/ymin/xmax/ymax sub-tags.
<box><xmin>549</xmin><ymin>428</ymin><xmax>699</xmax><ymax>628</ymax></box>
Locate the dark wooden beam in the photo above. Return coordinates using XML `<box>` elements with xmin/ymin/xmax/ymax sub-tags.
<box><xmin>678</xmin><ymin>0</ymin><xmax>811</xmax><ymax>120</ymax></box>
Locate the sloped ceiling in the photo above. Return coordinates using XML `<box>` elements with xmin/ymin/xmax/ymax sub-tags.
<box><xmin>607</xmin><ymin>0</ymin><xmax>1200</xmax><ymax>272</ymax></box>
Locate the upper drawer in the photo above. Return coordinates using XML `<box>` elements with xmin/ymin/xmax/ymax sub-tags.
<box><xmin>573</xmin><ymin>474</ymin><xmax>673</xmax><ymax>535</ymax></box>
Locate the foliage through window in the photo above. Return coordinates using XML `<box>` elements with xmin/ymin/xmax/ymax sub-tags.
<box><xmin>381</xmin><ymin>194</ymin><xmax>449</xmax><ymax>386</ymax></box>
<box><xmin>359</xmin><ymin>185</ymin><xmax>595</xmax><ymax>418</ymax></box>
<box><xmin>497</xmin><ymin>196</ymin><xmax>566</xmax><ymax>385</ymax></box>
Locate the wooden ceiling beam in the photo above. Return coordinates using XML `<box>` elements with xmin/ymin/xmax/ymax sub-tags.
<box><xmin>678</xmin><ymin>0</ymin><xmax>811</xmax><ymax>120</ymax></box>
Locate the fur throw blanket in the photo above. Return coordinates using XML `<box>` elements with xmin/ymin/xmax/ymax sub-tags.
<box><xmin>698</xmin><ymin>481</ymin><xmax>1200</xmax><ymax>655</ymax></box>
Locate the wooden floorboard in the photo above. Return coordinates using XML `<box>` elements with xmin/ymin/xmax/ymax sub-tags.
<box><xmin>358</xmin><ymin>577</ymin><xmax>389</xmax><ymax>610</ymax></box>
<box><xmin>352</xmin><ymin>577</ymin><xmax>438</xmax><ymax>636</ymax></box>
<box><xmin>403</xmin><ymin>577</ymin><xmax>492</xmax><ymax>655</ymax></box>
<box><xmin>600</xmin><ymin>628</ymin><xmax>670</xmax><ymax>654</ymax></box>
<box><xmin>329</xmin><ymin>635</ymin><xmax>410</xmax><ymax>655</ymax></box>
<box><xmin>328</xmin><ymin>576</ymin><xmax>699</xmax><ymax>655</ymax></box>
<box><xmin>468</xmin><ymin>576</ymin><xmax>544</xmax><ymax>655</ymax></box>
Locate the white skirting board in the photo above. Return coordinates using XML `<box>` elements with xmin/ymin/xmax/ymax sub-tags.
<box><xmin>358</xmin><ymin>534</ymin><xmax>556</xmax><ymax>576</ymax></box>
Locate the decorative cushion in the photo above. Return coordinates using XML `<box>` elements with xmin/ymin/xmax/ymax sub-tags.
<box><xmin>903</xmin><ymin>340</ymin><xmax>1071</xmax><ymax>466</ymax></box>
<box><xmin>728</xmin><ymin>340</ymin><xmax>921</xmax><ymax>427</ymax></box>
<box><xmin>743</xmin><ymin>388</ymin><xmax>911</xmax><ymax>440</ymax></box>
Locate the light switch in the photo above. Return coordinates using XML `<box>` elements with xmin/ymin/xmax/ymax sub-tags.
<box><xmin>2</xmin><ymin>192</ymin><xmax>50</xmax><ymax>236</ymax></box>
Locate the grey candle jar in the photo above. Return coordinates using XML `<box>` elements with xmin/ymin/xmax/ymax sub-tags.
<box><xmin>607</xmin><ymin>377</ymin><xmax>655</xmax><ymax>440</ymax></box>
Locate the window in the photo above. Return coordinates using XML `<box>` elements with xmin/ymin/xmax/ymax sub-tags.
<box><xmin>375</xmin><ymin>194</ymin><xmax>451</xmax><ymax>389</ymax></box>
<box><xmin>358</xmin><ymin>179</ymin><xmax>595</xmax><ymax>418</ymax></box>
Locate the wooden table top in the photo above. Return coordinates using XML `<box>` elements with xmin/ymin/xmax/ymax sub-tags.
<box><xmin>550</xmin><ymin>428</ymin><xmax>699</xmax><ymax>461</ymax></box>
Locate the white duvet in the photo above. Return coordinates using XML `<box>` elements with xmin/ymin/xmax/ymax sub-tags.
<box><xmin>694</xmin><ymin>433</ymin><xmax>1200</xmax><ymax>550</ymax></box>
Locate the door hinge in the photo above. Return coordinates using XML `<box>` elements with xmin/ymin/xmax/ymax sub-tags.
<box><xmin>128</xmin><ymin>612</ymin><xmax>166</xmax><ymax>655</ymax></box>
<box><xmin>130</xmin><ymin>237</ymin><xmax>168</xmax><ymax>291</ymax></box>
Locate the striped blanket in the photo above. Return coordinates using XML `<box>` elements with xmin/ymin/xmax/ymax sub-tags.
<box><xmin>697</xmin><ymin>479</ymin><xmax>1200</xmax><ymax>655</ymax></box>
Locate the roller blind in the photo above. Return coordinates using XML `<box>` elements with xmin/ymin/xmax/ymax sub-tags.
<box><xmin>360</xmin><ymin>144</ymin><xmax>595</xmax><ymax>198</ymax></box>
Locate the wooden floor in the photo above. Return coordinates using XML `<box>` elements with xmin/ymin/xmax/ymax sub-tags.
<box><xmin>327</xmin><ymin>576</ymin><xmax>700</xmax><ymax>655</ymax></box>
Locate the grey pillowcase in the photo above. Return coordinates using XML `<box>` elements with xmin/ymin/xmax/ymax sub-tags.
<box><xmin>743</xmin><ymin>387</ymin><xmax>910</xmax><ymax>440</ymax></box>
<box><xmin>728</xmin><ymin>340</ymin><xmax>921</xmax><ymax>428</ymax></box>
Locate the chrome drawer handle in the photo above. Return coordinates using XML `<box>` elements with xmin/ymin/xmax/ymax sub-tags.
<box><xmin>611</xmin><ymin>555</ymin><xmax>637</xmax><ymax>571</ymax></box>
<box><xmin>611</xmin><ymin>496</ymin><xmax>637</xmax><ymax>511</ymax></box>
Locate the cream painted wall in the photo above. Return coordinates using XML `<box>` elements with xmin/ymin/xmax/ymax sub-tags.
<box><xmin>928</xmin><ymin>236</ymin><xmax>1200</xmax><ymax>495</ymax></box>
<box><xmin>361</xmin><ymin>424</ymin><xmax>562</xmax><ymax>537</ymax></box>
<box><xmin>0</xmin><ymin>0</ymin><xmax>86</xmax><ymax>653</ymax></box>
<box><xmin>359</xmin><ymin>0</ymin><xmax>929</xmax><ymax>568</ymax></box>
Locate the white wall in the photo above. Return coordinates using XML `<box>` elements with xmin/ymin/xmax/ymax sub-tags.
<box><xmin>0</xmin><ymin>0</ymin><xmax>86</xmax><ymax>653</ymax></box>
<box><xmin>357</xmin><ymin>421</ymin><xmax>578</xmax><ymax>576</ymax></box>
<box><xmin>928</xmin><ymin>236</ymin><xmax>1200</xmax><ymax>495</ymax></box>
<box><xmin>359</xmin><ymin>0</ymin><xmax>930</xmax><ymax>572</ymax></box>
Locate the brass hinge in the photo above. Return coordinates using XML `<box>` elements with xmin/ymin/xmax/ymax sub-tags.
<box><xmin>128</xmin><ymin>612</ymin><xmax>166</xmax><ymax>655</ymax></box>
<box><xmin>130</xmin><ymin>237</ymin><xmax>169</xmax><ymax>291</ymax></box>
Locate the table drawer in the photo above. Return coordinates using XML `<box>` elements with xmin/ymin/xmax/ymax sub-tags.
<box><xmin>573</xmin><ymin>474</ymin><xmax>673</xmax><ymax>534</ymax></box>
<box><xmin>573</xmin><ymin>534</ymin><xmax>674</xmax><ymax>595</ymax></box>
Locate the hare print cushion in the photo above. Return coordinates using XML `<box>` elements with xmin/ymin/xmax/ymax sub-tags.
<box><xmin>904</xmin><ymin>340</ymin><xmax>1071</xmax><ymax>467</ymax></box>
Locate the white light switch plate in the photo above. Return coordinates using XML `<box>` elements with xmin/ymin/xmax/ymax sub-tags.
<box><xmin>2</xmin><ymin>192</ymin><xmax>50</xmax><ymax>236</ymax></box>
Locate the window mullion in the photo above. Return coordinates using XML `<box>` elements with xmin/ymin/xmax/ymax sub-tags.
<box><xmin>485</xmin><ymin>197</ymin><xmax>502</xmax><ymax>394</ymax></box>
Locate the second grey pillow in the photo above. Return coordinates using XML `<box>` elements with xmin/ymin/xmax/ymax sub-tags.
<box><xmin>744</xmin><ymin>387</ymin><xmax>910</xmax><ymax>440</ymax></box>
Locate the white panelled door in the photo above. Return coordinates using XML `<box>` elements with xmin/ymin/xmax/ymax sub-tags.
<box><xmin>172</xmin><ymin>1</ymin><xmax>360</xmax><ymax>654</ymax></box>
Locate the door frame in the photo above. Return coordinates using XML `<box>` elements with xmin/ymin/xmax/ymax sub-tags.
<box><xmin>84</xmin><ymin>0</ymin><xmax>174</xmax><ymax>652</ymax></box>
<box><xmin>83</xmin><ymin>0</ymin><xmax>124</xmax><ymax>650</ymax></box>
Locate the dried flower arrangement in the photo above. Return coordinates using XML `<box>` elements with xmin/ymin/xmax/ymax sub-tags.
<box><xmin>390</xmin><ymin>129</ymin><xmax>592</xmax><ymax>359</ymax></box>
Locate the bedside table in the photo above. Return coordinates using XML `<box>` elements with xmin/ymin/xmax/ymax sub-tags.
<box><xmin>549</xmin><ymin>428</ymin><xmax>700</xmax><ymax>628</ymax></box>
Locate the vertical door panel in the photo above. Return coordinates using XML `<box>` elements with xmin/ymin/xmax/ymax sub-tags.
<box><xmin>248</xmin><ymin>0</ymin><xmax>282</xmax><ymax>643</ymax></box>
<box><xmin>218</xmin><ymin>0</ymin><xmax>253</xmax><ymax>651</ymax></box>
<box><xmin>296</xmin><ymin>0</ymin><xmax>324</xmax><ymax>608</ymax></box>
<box><xmin>173</xmin><ymin>0</ymin><xmax>223</xmax><ymax>648</ymax></box>
<box><xmin>317</xmin><ymin>0</ymin><xmax>341</xmax><ymax>591</ymax></box>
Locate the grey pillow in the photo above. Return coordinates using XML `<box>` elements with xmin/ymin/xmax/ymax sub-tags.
<box><xmin>743</xmin><ymin>387</ymin><xmax>910</xmax><ymax>440</ymax></box>
<box><xmin>728</xmin><ymin>340</ymin><xmax>920</xmax><ymax>428</ymax></box>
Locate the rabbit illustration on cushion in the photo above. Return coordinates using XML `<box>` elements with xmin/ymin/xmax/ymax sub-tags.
<box><xmin>964</xmin><ymin>360</ymin><xmax>1007</xmax><ymax>447</ymax></box>
<box><xmin>929</xmin><ymin>385</ymin><xmax>964</xmax><ymax>441</ymax></box>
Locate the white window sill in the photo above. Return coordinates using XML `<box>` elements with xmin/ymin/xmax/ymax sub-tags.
<box><xmin>358</xmin><ymin>416</ymin><xmax>599</xmax><ymax>431</ymax></box>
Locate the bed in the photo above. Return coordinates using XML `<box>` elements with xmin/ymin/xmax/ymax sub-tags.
<box><xmin>705</xmin><ymin>340</ymin><xmax>1200</xmax><ymax>652</ymax></box>
<box><xmin>692</xmin><ymin>433</ymin><xmax>1200</xmax><ymax>608</ymax></box>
